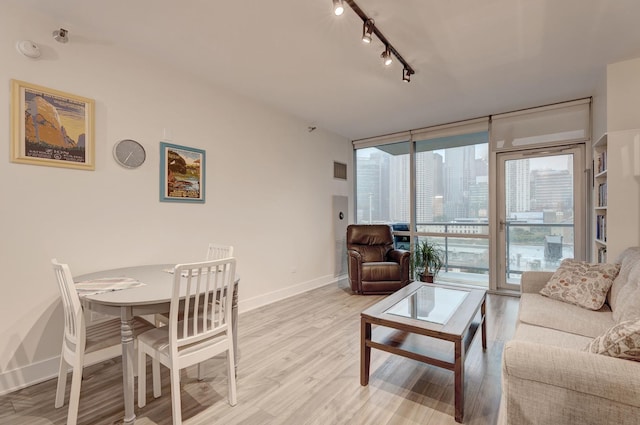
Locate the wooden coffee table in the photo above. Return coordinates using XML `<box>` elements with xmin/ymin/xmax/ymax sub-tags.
<box><xmin>360</xmin><ymin>281</ymin><xmax>486</xmax><ymax>423</ymax></box>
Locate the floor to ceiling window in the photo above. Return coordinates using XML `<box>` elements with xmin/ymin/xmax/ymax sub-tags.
<box><xmin>353</xmin><ymin>99</ymin><xmax>591</xmax><ymax>292</ymax></box>
<box><xmin>354</xmin><ymin>122</ymin><xmax>491</xmax><ymax>288</ymax></box>
<box><xmin>414</xmin><ymin>131</ymin><xmax>489</xmax><ymax>287</ymax></box>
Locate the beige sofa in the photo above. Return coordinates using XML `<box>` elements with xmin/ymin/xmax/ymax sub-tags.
<box><xmin>498</xmin><ymin>247</ymin><xmax>640</xmax><ymax>425</ymax></box>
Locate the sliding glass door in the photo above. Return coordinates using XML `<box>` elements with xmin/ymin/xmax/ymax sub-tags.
<box><xmin>496</xmin><ymin>146</ymin><xmax>586</xmax><ymax>290</ymax></box>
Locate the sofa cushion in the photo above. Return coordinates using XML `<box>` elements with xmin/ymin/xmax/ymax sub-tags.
<box><xmin>612</xmin><ymin>249</ymin><xmax>640</xmax><ymax>323</ymax></box>
<box><xmin>585</xmin><ymin>319</ymin><xmax>640</xmax><ymax>361</ymax></box>
<box><xmin>518</xmin><ymin>293</ymin><xmax>615</xmax><ymax>338</ymax></box>
<box><xmin>513</xmin><ymin>322</ymin><xmax>593</xmax><ymax>350</ymax></box>
<box><xmin>609</xmin><ymin>247</ymin><xmax>640</xmax><ymax>312</ymax></box>
<box><xmin>540</xmin><ymin>259</ymin><xmax>620</xmax><ymax>310</ymax></box>
<box><xmin>616</xmin><ymin>289</ymin><xmax>640</xmax><ymax>323</ymax></box>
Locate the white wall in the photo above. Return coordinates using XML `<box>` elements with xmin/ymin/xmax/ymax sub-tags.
<box><xmin>0</xmin><ymin>3</ymin><xmax>352</xmax><ymax>393</ymax></box>
<box><xmin>606</xmin><ymin>57</ymin><xmax>640</xmax><ymax>260</ymax></box>
<box><xmin>592</xmin><ymin>73</ymin><xmax>607</xmax><ymax>145</ymax></box>
<box><xmin>608</xmin><ymin>58</ymin><xmax>640</xmax><ymax>133</ymax></box>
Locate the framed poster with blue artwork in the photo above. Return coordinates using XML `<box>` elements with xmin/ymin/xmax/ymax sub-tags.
<box><xmin>159</xmin><ymin>142</ymin><xmax>205</xmax><ymax>203</ymax></box>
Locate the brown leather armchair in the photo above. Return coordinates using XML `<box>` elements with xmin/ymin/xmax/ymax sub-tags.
<box><xmin>346</xmin><ymin>224</ymin><xmax>410</xmax><ymax>294</ymax></box>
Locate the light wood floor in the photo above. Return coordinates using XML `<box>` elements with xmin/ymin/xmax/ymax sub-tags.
<box><xmin>0</xmin><ymin>280</ymin><xmax>519</xmax><ymax>425</ymax></box>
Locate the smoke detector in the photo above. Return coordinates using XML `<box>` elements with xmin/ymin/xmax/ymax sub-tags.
<box><xmin>16</xmin><ymin>40</ymin><xmax>41</xmax><ymax>58</ymax></box>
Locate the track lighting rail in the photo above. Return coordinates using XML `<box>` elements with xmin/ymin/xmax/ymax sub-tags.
<box><xmin>342</xmin><ymin>0</ymin><xmax>415</xmax><ymax>80</ymax></box>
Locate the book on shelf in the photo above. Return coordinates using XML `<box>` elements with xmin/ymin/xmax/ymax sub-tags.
<box><xmin>596</xmin><ymin>214</ymin><xmax>607</xmax><ymax>242</ymax></box>
<box><xmin>596</xmin><ymin>150</ymin><xmax>607</xmax><ymax>173</ymax></box>
<box><xmin>597</xmin><ymin>247</ymin><xmax>607</xmax><ymax>263</ymax></box>
<box><xmin>598</xmin><ymin>182</ymin><xmax>607</xmax><ymax>207</ymax></box>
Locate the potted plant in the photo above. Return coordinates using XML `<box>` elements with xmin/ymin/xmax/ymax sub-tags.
<box><xmin>411</xmin><ymin>239</ymin><xmax>444</xmax><ymax>283</ymax></box>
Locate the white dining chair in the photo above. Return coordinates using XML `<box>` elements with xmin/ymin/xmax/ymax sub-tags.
<box><xmin>52</xmin><ymin>259</ymin><xmax>153</xmax><ymax>425</ymax></box>
<box><xmin>155</xmin><ymin>243</ymin><xmax>234</xmax><ymax>328</ymax></box>
<box><xmin>137</xmin><ymin>257</ymin><xmax>237</xmax><ymax>425</ymax></box>
<box><xmin>200</xmin><ymin>244</ymin><xmax>234</xmax><ymax>379</ymax></box>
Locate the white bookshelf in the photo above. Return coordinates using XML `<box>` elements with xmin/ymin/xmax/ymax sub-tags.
<box><xmin>593</xmin><ymin>133</ymin><xmax>607</xmax><ymax>262</ymax></box>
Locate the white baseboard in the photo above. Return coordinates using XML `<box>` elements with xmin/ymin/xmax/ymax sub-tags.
<box><xmin>0</xmin><ymin>356</ymin><xmax>60</xmax><ymax>396</ymax></box>
<box><xmin>0</xmin><ymin>274</ymin><xmax>348</xmax><ymax>396</ymax></box>
<box><xmin>238</xmin><ymin>274</ymin><xmax>346</xmax><ymax>313</ymax></box>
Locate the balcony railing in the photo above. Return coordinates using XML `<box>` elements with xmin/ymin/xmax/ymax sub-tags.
<box><xmin>503</xmin><ymin>222</ymin><xmax>574</xmax><ymax>278</ymax></box>
<box><xmin>392</xmin><ymin>221</ymin><xmax>574</xmax><ymax>285</ymax></box>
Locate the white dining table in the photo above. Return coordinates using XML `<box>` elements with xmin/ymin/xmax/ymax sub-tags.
<box><xmin>76</xmin><ymin>264</ymin><xmax>239</xmax><ymax>425</ymax></box>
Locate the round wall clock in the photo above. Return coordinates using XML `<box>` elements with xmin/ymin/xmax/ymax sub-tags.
<box><xmin>113</xmin><ymin>139</ymin><xmax>146</xmax><ymax>169</ymax></box>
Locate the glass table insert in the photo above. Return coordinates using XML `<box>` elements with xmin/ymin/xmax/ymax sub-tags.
<box><xmin>385</xmin><ymin>285</ymin><xmax>469</xmax><ymax>325</ymax></box>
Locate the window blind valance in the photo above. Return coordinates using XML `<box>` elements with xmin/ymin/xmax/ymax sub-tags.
<box><xmin>491</xmin><ymin>98</ymin><xmax>591</xmax><ymax>152</ymax></box>
<box><xmin>352</xmin><ymin>98</ymin><xmax>590</xmax><ymax>153</ymax></box>
<box><xmin>411</xmin><ymin>117</ymin><xmax>489</xmax><ymax>142</ymax></box>
<box><xmin>352</xmin><ymin>131</ymin><xmax>410</xmax><ymax>149</ymax></box>
<box><xmin>353</xmin><ymin>118</ymin><xmax>488</xmax><ymax>150</ymax></box>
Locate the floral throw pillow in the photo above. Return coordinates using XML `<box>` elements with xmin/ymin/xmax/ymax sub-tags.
<box><xmin>540</xmin><ymin>259</ymin><xmax>621</xmax><ymax>310</ymax></box>
<box><xmin>584</xmin><ymin>319</ymin><xmax>640</xmax><ymax>361</ymax></box>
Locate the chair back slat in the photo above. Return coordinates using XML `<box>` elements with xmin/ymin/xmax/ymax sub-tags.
<box><xmin>51</xmin><ymin>259</ymin><xmax>85</xmax><ymax>351</ymax></box>
<box><xmin>206</xmin><ymin>244</ymin><xmax>234</xmax><ymax>261</ymax></box>
<box><xmin>169</xmin><ymin>258</ymin><xmax>236</xmax><ymax>352</ymax></box>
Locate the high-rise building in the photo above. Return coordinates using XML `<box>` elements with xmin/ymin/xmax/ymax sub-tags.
<box><xmin>416</xmin><ymin>151</ymin><xmax>443</xmax><ymax>223</ymax></box>
<box><xmin>356</xmin><ymin>150</ymin><xmax>391</xmax><ymax>223</ymax></box>
<box><xmin>389</xmin><ymin>153</ymin><xmax>410</xmax><ymax>222</ymax></box>
<box><xmin>444</xmin><ymin>145</ymin><xmax>476</xmax><ymax>220</ymax></box>
<box><xmin>530</xmin><ymin>169</ymin><xmax>573</xmax><ymax>213</ymax></box>
<box><xmin>506</xmin><ymin>159</ymin><xmax>530</xmax><ymax>214</ymax></box>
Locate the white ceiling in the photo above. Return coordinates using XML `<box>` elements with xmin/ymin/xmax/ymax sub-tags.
<box><xmin>15</xmin><ymin>0</ymin><xmax>640</xmax><ymax>140</ymax></box>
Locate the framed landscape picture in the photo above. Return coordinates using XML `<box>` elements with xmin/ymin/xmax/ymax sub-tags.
<box><xmin>160</xmin><ymin>142</ymin><xmax>206</xmax><ymax>203</ymax></box>
<box><xmin>10</xmin><ymin>79</ymin><xmax>95</xmax><ymax>170</ymax></box>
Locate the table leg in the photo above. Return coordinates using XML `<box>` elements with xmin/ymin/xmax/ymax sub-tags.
<box><xmin>454</xmin><ymin>339</ymin><xmax>465</xmax><ymax>423</ymax></box>
<box><xmin>481</xmin><ymin>298</ymin><xmax>487</xmax><ymax>351</ymax></box>
<box><xmin>360</xmin><ymin>318</ymin><xmax>371</xmax><ymax>386</ymax></box>
<box><xmin>232</xmin><ymin>281</ymin><xmax>239</xmax><ymax>372</ymax></box>
<box><xmin>120</xmin><ymin>307</ymin><xmax>136</xmax><ymax>425</ymax></box>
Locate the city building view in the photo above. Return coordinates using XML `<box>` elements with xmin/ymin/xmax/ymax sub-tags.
<box><xmin>355</xmin><ymin>135</ymin><xmax>575</xmax><ymax>286</ymax></box>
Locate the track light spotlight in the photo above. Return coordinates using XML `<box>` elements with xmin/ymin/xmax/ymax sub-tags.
<box><xmin>362</xmin><ymin>19</ymin><xmax>374</xmax><ymax>44</ymax></box>
<box><xmin>381</xmin><ymin>47</ymin><xmax>392</xmax><ymax>66</ymax></box>
<box><xmin>53</xmin><ymin>28</ymin><xmax>68</xmax><ymax>43</ymax></box>
<box><xmin>333</xmin><ymin>0</ymin><xmax>344</xmax><ymax>16</ymax></box>
<box><xmin>403</xmin><ymin>67</ymin><xmax>412</xmax><ymax>83</ymax></box>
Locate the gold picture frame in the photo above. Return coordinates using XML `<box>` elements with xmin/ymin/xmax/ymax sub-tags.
<box><xmin>11</xmin><ymin>79</ymin><xmax>95</xmax><ymax>170</ymax></box>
